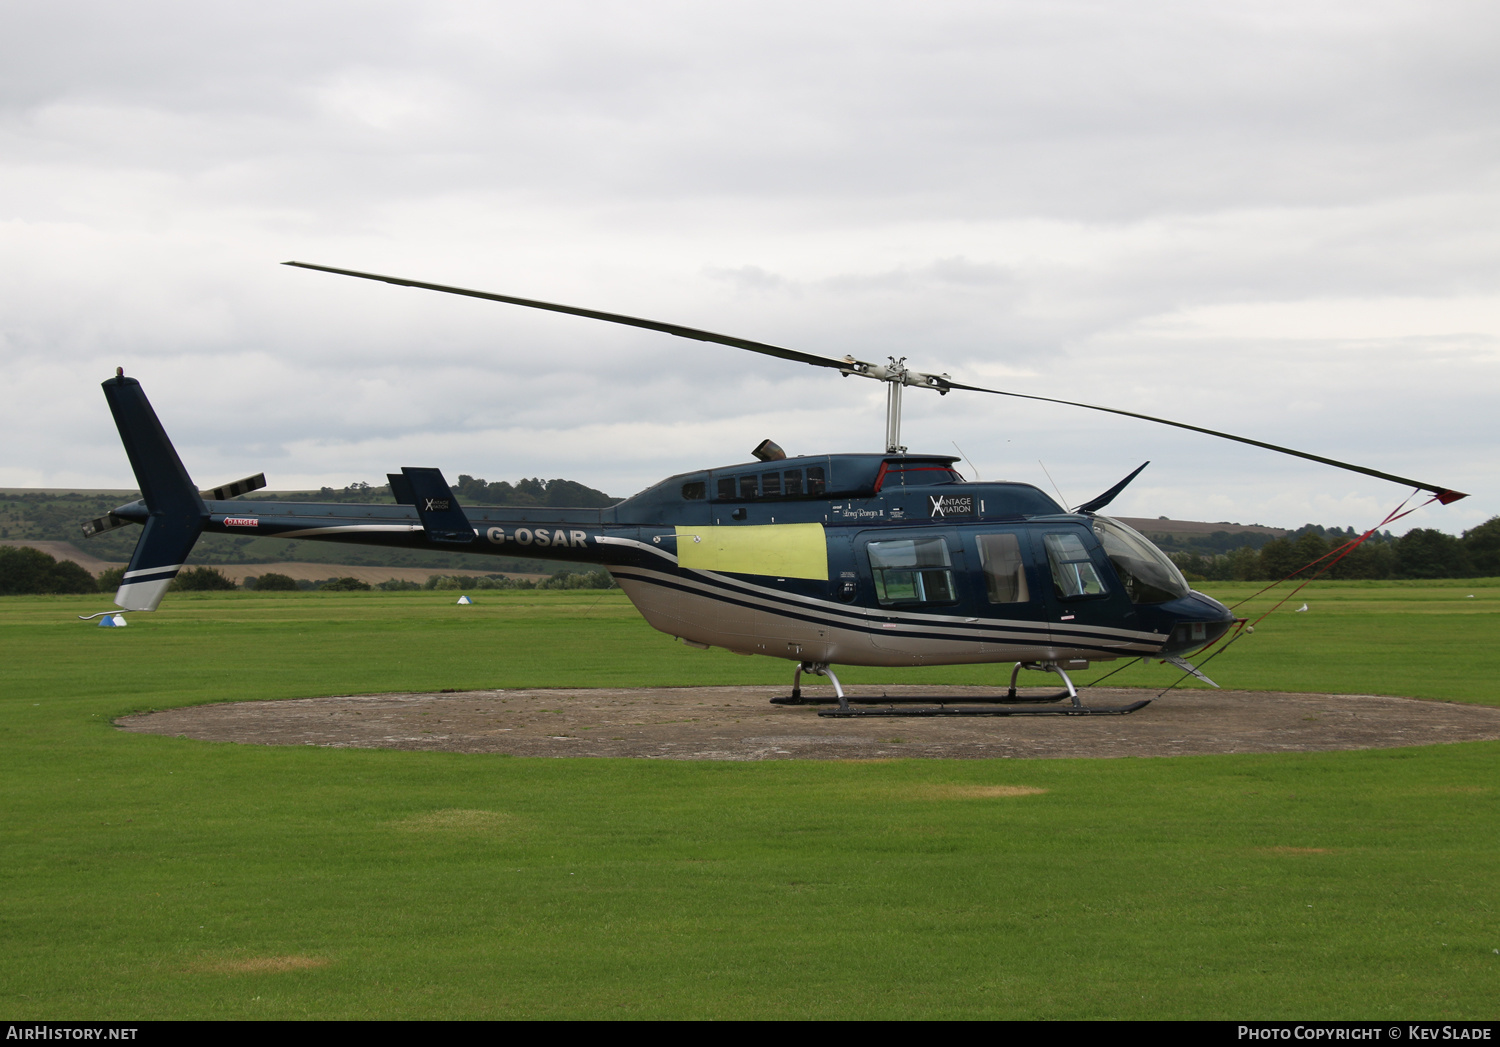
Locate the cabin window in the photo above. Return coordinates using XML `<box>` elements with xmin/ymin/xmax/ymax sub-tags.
<box><xmin>867</xmin><ymin>537</ymin><xmax>956</xmax><ymax>606</ymax></box>
<box><xmin>682</xmin><ymin>481</ymin><xmax>706</xmax><ymax>500</ymax></box>
<box><xmin>1044</xmin><ymin>532</ymin><xmax>1107</xmax><ymax>598</ymax></box>
<box><xmin>976</xmin><ymin>533</ymin><xmax>1030</xmax><ymax>604</ymax></box>
<box><xmin>715</xmin><ymin>465</ymin><xmax>823</xmax><ymax>500</ymax></box>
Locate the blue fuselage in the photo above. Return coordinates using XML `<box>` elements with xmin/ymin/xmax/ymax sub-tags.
<box><xmin>112</xmin><ymin>452</ymin><xmax>1235</xmax><ymax>667</ymax></box>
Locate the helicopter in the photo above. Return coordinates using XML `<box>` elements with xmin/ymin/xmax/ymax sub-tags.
<box><xmin>82</xmin><ymin>262</ymin><xmax>1468</xmax><ymax>718</ymax></box>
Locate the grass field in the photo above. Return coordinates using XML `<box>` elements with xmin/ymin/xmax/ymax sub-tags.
<box><xmin>1</xmin><ymin>581</ymin><xmax>1497</xmax><ymax>1019</ymax></box>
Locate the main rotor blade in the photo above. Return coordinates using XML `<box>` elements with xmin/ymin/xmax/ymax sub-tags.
<box><xmin>943</xmin><ymin>379</ymin><xmax>1467</xmax><ymax>503</ymax></box>
<box><xmin>283</xmin><ymin>261</ymin><xmax>861</xmax><ymax>374</ymax></box>
<box><xmin>284</xmin><ymin>261</ymin><xmax>1466</xmax><ymax>503</ymax></box>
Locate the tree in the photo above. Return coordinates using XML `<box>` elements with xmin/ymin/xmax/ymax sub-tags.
<box><xmin>1257</xmin><ymin>537</ymin><xmax>1300</xmax><ymax>580</ymax></box>
<box><xmin>1462</xmin><ymin>517</ymin><xmax>1500</xmax><ymax>577</ymax></box>
<box><xmin>1168</xmin><ymin>552</ymin><xmax>1211</xmax><ymax>581</ymax></box>
<box><xmin>1323</xmin><ymin>537</ymin><xmax>1393</xmax><ymax>580</ymax></box>
<box><xmin>50</xmin><ymin>559</ymin><xmax>99</xmax><ymax>593</ymax></box>
<box><xmin>452</xmin><ymin>474</ymin><xmax>617</xmax><ymax>508</ymax></box>
<box><xmin>1226</xmin><ymin>546</ymin><xmax>1260</xmax><ymax>581</ymax></box>
<box><xmin>319</xmin><ymin>576</ymin><xmax>372</xmax><ymax>591</ymax></box>
<box><xmin>249</xmin><ymin>572</ymin><xmax>298</xmax><ymax>591</ymax></box>
<box><xmin>536</xmin><ymin>568</ymin><xmax>616</xmax><ymax>590</ymax></box>
<box><xmin>1290</xmin><ymin>531</ymin><xmax>1331</xmax><ymax>575</ymax></box>
<box><xmin>171</xmin><ymin>566</ymin><xmax>237</xmax><ymax>591</ymax></box>
<box><xmin>0</xmin><ymin>547</ymin><xmax>98</xmax><ymax>595</ymax></box>
<box><xmin>1394</xmin><ymin>529</ymin><xmax>1471</xmax><ymax>579</ymax></box>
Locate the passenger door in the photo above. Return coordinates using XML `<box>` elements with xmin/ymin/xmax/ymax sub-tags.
<box><xmin>964</xmin><ymin>529</ymin><xmax>1051</xmax><ymax>655</ymax></box>
<box><xmin>856</xmin><ymin>528</ymin><xmax>966</xmax><ymax>655</ymax></box>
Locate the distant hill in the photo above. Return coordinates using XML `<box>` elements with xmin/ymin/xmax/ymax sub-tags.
<box><xmin>0</xmin><ymin>477</ymin><xmax>618</xmax><ymax>576</ymax></box>
<box><xmin>1114</xmin><ymin>516</ymin><xmax>1292</xmax><ymax>557</ymax></box>
<box><xmin>1114</xmin><ymin>517</ymin><xmax>1288</xmax><ymax>540</ymax></box>
<box><xmin>0</xmin><ymin>540</ymin><xmax>121</xmax><ymax>575</ymax></box>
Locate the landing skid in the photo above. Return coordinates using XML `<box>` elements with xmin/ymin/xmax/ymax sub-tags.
<box><xmin>771</xmin><ymin>661</ymin><xmax>1152</xmax><ymax>718</ymax></box>
<box><xmin>817</xmin><ymin>701</ymin><xmax>1150</xmax><ymax>718</ymax></box>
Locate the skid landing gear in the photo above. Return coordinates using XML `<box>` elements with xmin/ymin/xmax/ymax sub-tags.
<box><xmin>770</xmin><ymin>660</ymin><xmax>1151</xmax><ymax>717</ymax></box>
<box><xmin>1006</xmin><ymin>661</ymin><xmax>1081</xmax><ymax>705</ymax></box>
<box><xmin>778</xmin><ymin>661</ymin><xmax>846</xmax><ymax>704</ymax></box>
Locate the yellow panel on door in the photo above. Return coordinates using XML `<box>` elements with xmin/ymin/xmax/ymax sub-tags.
<box><xmin>675</xmin><ymin>523</ymin><xmax>828</xmax><ymax>580</ymax></box>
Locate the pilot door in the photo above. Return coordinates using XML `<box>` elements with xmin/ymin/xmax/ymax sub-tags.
<box><xmin>1031</xmin><ymin>524</ymin><xmax>1140</xmax><ymax>654</ymax></box>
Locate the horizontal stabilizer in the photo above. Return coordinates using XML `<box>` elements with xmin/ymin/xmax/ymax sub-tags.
<box><xmin>202</xmin><ymin>472</ymin><xmax>266</xmax><ymax>500</ymax></box>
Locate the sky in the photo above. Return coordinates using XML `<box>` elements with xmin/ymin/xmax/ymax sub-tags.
<box><xmin>2</xmin><ymin>0</ymin><xmax>1496</xmax><ymax>535</ymax></box>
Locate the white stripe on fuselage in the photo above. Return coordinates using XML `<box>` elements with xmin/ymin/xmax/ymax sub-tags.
<box><xmin>274</xmin><ymin>523</ymin><xmax>425</xmax><ymax>539</ymax></box>
<box><xmin>595</xmin><ymin>536</ymin><xmax>1159</xmax><ymax>643</ymax></box>
<box><xmin>611</xmin><ymin>563</ymin><xmax>1163</xmax><ymax>648</ymax></box>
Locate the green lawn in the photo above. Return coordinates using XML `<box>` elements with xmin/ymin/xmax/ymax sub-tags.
<box><xmin>1</xmin><ymin>583</ymin><xmax>1497</xmax><ymax>1019</ymax></box>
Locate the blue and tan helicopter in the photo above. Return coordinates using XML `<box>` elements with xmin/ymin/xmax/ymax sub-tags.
<box><xmin>82</xmin><ymin>263</ymin><xmax>1468</xmax><ymax>717</ymax></box>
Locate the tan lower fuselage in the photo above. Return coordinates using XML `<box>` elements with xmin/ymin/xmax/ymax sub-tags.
<box><xmin>612</xmin><ymin>563</ymin><xmax>1164</xmax><ymax>668</ymax></box>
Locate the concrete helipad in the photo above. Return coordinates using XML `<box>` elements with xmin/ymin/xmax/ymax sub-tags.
<box><xmin>116</xmin><ymin>685</ymin><xmax>1500</xmax><ymax>760</ymax></box>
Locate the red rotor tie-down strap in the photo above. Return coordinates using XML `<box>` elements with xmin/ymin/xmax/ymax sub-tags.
<box><xmin>1232</xmin><ymin>490</ymin><xmax>1440</xmax><ymax>629</ymax></box>
<box><xmin>1149</xmin><ymin>490</ymin><xmax>1443</xmax><ymax>696</ymax></box>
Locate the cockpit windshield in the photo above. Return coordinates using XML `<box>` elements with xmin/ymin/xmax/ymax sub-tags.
<box><xmin>1091</xmin><ymin>516</ymin><xmax>1191</xmax><ymax>604</ymax></box>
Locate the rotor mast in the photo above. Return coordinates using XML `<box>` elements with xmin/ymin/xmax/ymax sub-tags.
<box><xmin>886</xmin><ymin>369</ymin><xmax>904</xmax><ymax>454</ymax></box>
<box><xmin>841</xmin><ymin>355</ymin><xmax>952</xmax><ymax>454</ymax></box>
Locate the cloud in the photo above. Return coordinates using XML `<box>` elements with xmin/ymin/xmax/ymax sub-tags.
<box><xmin>1</xmin><ymin>0</ymin><xmax>1495</xmax><ymax>535</ymax></box>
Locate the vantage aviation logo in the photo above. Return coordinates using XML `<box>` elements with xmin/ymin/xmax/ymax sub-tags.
<box><xmin>928</xmin><ymin>494</ymin><xmax>974</xmax><ymax>518</ymax></box>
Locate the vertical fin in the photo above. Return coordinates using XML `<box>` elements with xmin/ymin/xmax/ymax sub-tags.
<box><xmin>400</xmin><ymin>467</ymin><xmax>475</xmax><ymax>544</ymax></box>
<box><xmin>102</xmin><ymin>376</ymin><xmax>207</xmax><ymax>610</ymax></box>
<box><xmin>387</xmin><ymin>472</ymin><xmax>417</xmax><ymax>506</ymax></box>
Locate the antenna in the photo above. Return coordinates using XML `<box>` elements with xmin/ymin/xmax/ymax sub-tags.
<box><xmin>952</xmin><ymin>441</ymin><xmax>979</xmax><ymax>481</ymax></box>
<box><xmin>1038</xmin><ymin>460</ymin><xmax>1070</xmax><ymax>509</ymax></box>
